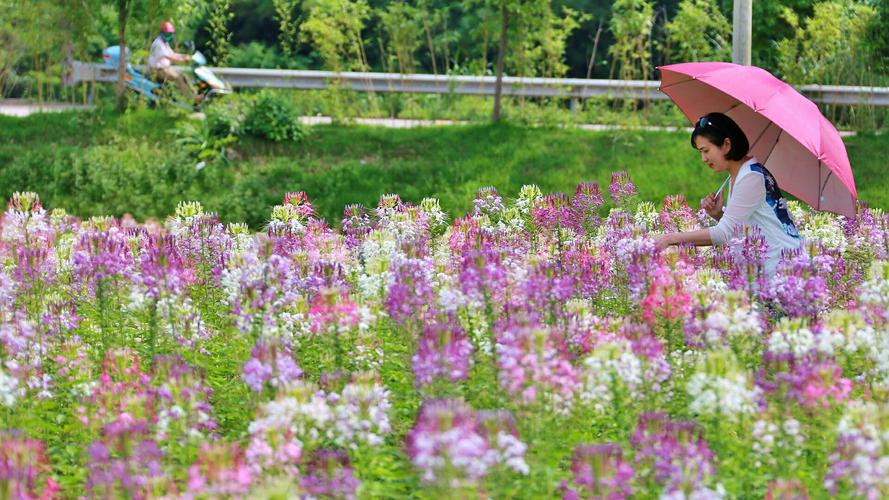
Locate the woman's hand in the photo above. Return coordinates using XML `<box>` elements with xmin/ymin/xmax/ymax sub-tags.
<box><xmin>700</xmin><ymin>191</ymin><xmax>724</xmax><ymax>220</ymax></box>
<box><xmin>654</xmin><ymin>233</ymin><xmax>676</xmax><ymax>251</ymax></box>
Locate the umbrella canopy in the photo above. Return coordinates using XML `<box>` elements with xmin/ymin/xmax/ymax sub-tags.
<box><xmin>658</xmin><ymin>62</ymin><xmax>857</xmax><ymax>218</ymax></box>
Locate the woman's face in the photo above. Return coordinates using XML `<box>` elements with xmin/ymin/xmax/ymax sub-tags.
<box><xmin>694</xmin><ymin>135</ymin><xmax>731</xmax><ymax>173</ymax></box>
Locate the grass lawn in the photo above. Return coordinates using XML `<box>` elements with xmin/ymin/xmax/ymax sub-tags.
<box><xmin>1</xmin><ymin>108</ymin><xmax>887</xmax><ymax>227</ymax></box>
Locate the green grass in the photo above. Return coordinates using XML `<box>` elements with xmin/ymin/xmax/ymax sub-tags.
<box><xmin>2</xmin><ymin>108</ymin><xmax>888</xmax><ymax>227</ymax></box>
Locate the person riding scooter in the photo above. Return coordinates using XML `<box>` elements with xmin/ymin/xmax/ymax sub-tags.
<box><xmin>148</xmin><ymin>21</ymin><xmax>201</xmax><ymax>104</ymax></box>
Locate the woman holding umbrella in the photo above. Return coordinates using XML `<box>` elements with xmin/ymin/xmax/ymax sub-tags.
<box><xmin>654</xmin><ymin>111</ymin><xmax>803</xmax><ymax>275</ymax></box>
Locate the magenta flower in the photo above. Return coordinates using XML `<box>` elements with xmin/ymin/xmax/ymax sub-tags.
<box><xmin>660</xmin><ymin>194</ymin><xmax>696</xmax><ymax>233</ymax></box>
<box><xmin>0</xmin><ymin>431</ymin><xmax>59</xmax><ymax>500</ymax></box>
<box><xmin>309</xmin><ymin>286</ymin><xmax>360</xmax><ymax>335</ymax></box>
<box><xmin>758</xmin><ymin>352</ymin><xmax>851</xmax><ymax>409</ymax></box>
<box><xmin>186</xmin><ymin>443</ymin><xmax>253</xmax><ymax>496</ymax></box>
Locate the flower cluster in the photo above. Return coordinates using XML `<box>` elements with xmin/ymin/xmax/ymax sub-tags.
<box><xmin>405</xmin><ymin>399</ymin><xmax>528</xmax><ymax>487</ymax></box>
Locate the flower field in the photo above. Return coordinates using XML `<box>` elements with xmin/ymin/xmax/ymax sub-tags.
<box><xmin>1</xmin><ymin>174</ymin><xmax>888</xmax><ymax>498</ymax></box>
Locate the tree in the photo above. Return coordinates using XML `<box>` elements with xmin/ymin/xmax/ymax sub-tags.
<box><xmin>665</xmin><ymin>0</ymin><xmax>730</xmax><ymax>63</ymax></box>
<box><xmin>273</xmin><ymin>0</ymin><xmax>300</xmax><ymax>58</ymax></box>
<box><xmin>207</xmin><ymin>0</ymin><xmax>234</xmax><ymax>65</ymax></box>
<box><xmin>378</xmin><ymin>1</ymin><xmax>422</xmax><ymax>74</ymax></box>
<box><xmin>774</xmin><ymin>0</ymin><xmax>877</xmax><ymax>85</ymax></box>
<box><xmin>300</xmin><ymin>0</ymin><xmax>371</xmax><ymax>72</ymax></box>
<box><xmin>608</xmin><ymin>0</ymin><xmax>655</xmax><ymax>82</ymax></box>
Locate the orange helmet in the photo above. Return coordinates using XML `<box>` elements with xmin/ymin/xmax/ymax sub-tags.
<box><xmin>160</xmin><ymin>21</ymin><xmax>175</xmax><ymax>33</ymax></box>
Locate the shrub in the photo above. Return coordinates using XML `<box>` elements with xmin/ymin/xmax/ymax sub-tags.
<box><xmin>243</xmin><ymin>90</ymin><xmax>306</xmax><ymax>142</ymax></box>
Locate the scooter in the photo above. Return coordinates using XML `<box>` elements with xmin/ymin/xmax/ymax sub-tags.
<box><xmin>101</xmin><ymin>44</ymin><xmax>232</xmax><ymax>109</ymax></box>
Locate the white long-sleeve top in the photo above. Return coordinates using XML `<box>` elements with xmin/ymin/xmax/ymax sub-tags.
<box><xmin>708</xmin><ymin>159</ymin><xmax>803</xmax><ymax>275</ymax></box>
<box><xmin>148</xmin><ymin>36</ymin><xmax>176</xmax><ymax>70</ymax></box>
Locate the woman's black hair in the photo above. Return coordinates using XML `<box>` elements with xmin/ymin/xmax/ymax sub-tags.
<box><xmin>690</xmin><ymin>112</ymin><xmax>749</xmax><ymax>161</ymax></box>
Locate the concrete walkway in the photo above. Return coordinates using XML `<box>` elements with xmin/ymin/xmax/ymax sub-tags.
<box><xmin>0</xmin><ymin>99</ymin><xmax>92</xmax><ymax>117</ymax></box>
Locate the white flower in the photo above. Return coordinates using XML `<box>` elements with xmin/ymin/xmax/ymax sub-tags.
<box><xmin>0</xmin><ymin>367</ymin><xmax>20</xmax><ymax>407</ymax></box>
<box><xmin>687</xmin><ymin>372</ymin><xmax>758</xmax><ymax>422</ymax></box>
<box><xmin>800</xmin><ymin>212</ymin><xmax>847</xmax><ymax>252</ymax></box>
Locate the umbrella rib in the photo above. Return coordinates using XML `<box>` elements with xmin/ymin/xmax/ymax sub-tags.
<box><xmin>760</xmin><ymin>128</ymin><xmax>782</xmax><ymax>166</ymax></box>
<box><xmin>819</xmin><ymin>167</ymin><xmax>834</xmax><ymax>209</ymax></box>
<box><xmin>658</xmin><ymin>79</ymin><xmax>692</xmax><ymax>92</ymax></box>
<box><xmin>748</xmin><ymin>120</ymin><xmax>774</xmax><ymax>151</ymax></box>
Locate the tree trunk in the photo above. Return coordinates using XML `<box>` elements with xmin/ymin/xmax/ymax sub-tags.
<box><xmin>492</xmin><ymin>3</ymin><xmax>509</xmax><ymax>123</ymax></box>
<box><xmin>422</xmin><ymin>17</ymin><xmax>437</xmax><ymax>75</ymax></box>
<box><xmin>116</xmin><ymin>0</ymin><xmax>129</xmax><ymax>112</ymax></box>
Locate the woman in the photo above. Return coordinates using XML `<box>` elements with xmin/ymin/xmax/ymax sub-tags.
<box><xmin>654</xmin><ymin>112</ymin><xmax>802</xmax><ymax>275</ymax></box>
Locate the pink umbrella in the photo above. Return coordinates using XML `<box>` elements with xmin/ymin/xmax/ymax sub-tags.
<box><xmin>658</xmin><ymin>62</ymin><xmax>857</xmax><ymax>218</ymax></box>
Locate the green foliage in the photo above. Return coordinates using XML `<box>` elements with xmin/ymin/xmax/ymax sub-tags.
<box><xmin>378</xmin><ymin>1</ymin><xmax>423</xmax><ymax>73</ymax></box>
<box><xmin>273</xmin><ymin>0</ymin><xmax>300</xmax><ymax>58</ymax></box>
<box><xmin>608</xmin><ymin>0</ymin><xmax>655</xmax><ymax>81</ymax></box>
<box><xmin>206</xmin><ymin>0</ymin><xmax>234</xmax><ymax>65</ymax></box>
<box><xmin>227</xmin><ymin>41</ymin><xmax>307</xmax><ymax>69</ymax></box>
<box><xmin>775</xmin><ymin>0</ymin><xmax>878</xmax><ymax>86</ymax></box>
<box><xmin>243</xmin><ymin>90</ymin><xmax>306</xmax><ymax>142</ymax></box>
<box><xmin>4</xmin><ymin>109</ymin><xmax>888</xmax><ymax>232</ymax></box>
<box><xmin>300</xmin><ymin>0</ymin><xmax>371</xmax><ymax>72</ymax></box>
<box><xmin>172</xmin><ymin>117</ymin><xmax>238</xmax><ymax>168</ymax></box>
<box><xmin>509</xmin><ymin>2</ymin><xmax>587</xmax><ymax>78</ymax></box>
<box><xmin>665</xmin><ymin>0</ymin><xmax>731</xmax><ymax>63</ymax></box>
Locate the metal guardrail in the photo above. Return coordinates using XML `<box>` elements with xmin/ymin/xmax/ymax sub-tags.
<box><xmin>65</xmin><ymin>61</ymin><xmax>889</xmax><ymax>106</ymax></box>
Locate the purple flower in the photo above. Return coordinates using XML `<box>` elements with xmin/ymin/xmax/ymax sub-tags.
<box><xmin>135</xmin><ymin>234</ymin><xmax>196</xmax><ymax>299</ymax></box>
<box><xmin>494</xmin><ymin>312</ymin><xmax>579</xmax><ymax>408</ymax></box>
<box><xmin>630</xmin><ymin>412</ymin><xmax>718</xmax><ymax>495</ymax></box>
<box><xmin>0</xmin><ymin>431</ymin><xmax>59</xmax><ymax>500</ymax></box>
<box><xmin>151</xmin><ymin>356</ymin><xmax>219</xmax><ymax>441</ymax></box>
<box><xmin>458</xmin><ymin>242</ymin><xmax>509</xmax><ymax>308</ymax></box>
<box><xmin>341</xmin><ymin>204</ymin><xmax>373</xmax><ymax>249</ymax></box>
<box><xmin>301</xmin><ymin>449</ymin><xmax>360</xmax><ymax>498</ymax></box>
<box><xmin>386</xmin><ymin>257</ymin><xmax>435</xmax><ymax>325</ymax></box>
<box><xmin>561</xmin><ymin>443</ymin><xmax>634</xmax><ymax>500</ymax></box>
<box><xmin>532</xmin><ymin>193</ymin><xmax>580</xmax><ymax>233</ymax></box>
<box><xmin>609</xmin><ymin>171</ymin><xmax>638</xmax><ymax>205</ymax></box>
<box><xmin>242</xmin><ymin>339</ymin><xmax>303</xmax><ymax>393</ymax></box>
<box><xmin>473</xmin><ymin>186</ymin><xmax>505</xmax><ymax>216</ymax></box>
<box><xmin>405</xmin><ymin>399</ymin><xmax>492</xmax><ymax>486</ymax></box>
<box><xmin>764</xmin><ymin>249</ymin><xmax>832</xmax><ymax>318</ymax></box>
<box><xmin>413</xmin><ymin>315</ymin><xmax>473</xmax><ymax>389</ymax></box>
<box><xmin>72</xmin><ymin>224</ymin><xmax>135</xmax><ymax>296</ymax></box>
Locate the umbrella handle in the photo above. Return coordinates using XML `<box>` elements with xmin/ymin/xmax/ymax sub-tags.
<box><xmin>715</xmin><ymin>175</ymin><xmax>730</xmax><ymax>198</ymax></box>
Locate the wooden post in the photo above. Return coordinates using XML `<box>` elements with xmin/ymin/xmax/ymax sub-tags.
<box><xmin>732</xmin><ymin>0</ymin><xmax>752</xmax><ymax>65</ymax></box>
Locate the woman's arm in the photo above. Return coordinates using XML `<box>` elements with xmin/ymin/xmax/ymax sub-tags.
<box><xmin>655</xmin><ymin>172</ymin><xmax>764</xmax><ymax>251</ymax></box>
<box><xmin>654</xmin><ymin>228</ymin><xmax>712</xmax><ymax>250</ymax></box>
